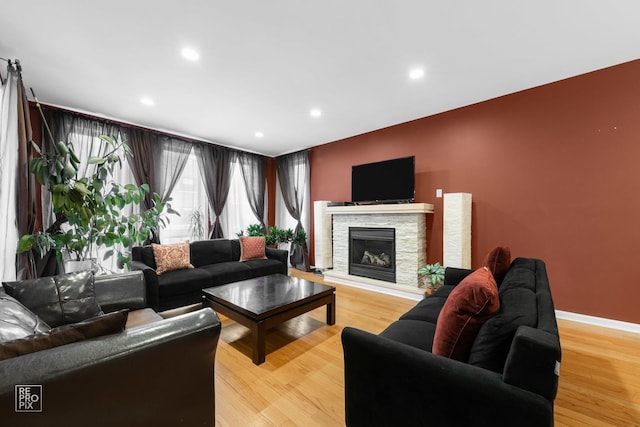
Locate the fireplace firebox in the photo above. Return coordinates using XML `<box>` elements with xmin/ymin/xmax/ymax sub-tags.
<box><xmin>349</xmin><ymin>227</ymin><xmax>395</xmax><ymax>283</ymax></box>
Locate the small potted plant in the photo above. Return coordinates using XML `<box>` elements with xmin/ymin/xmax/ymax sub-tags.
<box><xmin>417</xmin><ymin>262</ymin><xmax>446</xmax><ymax>296</ymax></box>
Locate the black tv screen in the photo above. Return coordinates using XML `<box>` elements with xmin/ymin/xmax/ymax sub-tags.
<box><xmin>351</xmin><ymin>156</ymin><xmax>415</xmax><ymax>204</ymax></box>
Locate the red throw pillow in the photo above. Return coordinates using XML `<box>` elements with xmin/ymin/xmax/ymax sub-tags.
<box><xmin>239</xmin><ymin>236</ymin><xmax>267</xmax><ymax>261</ymax></box>
<box><xmin>432</xmin><ymin>267</ymin><xmax>500</xmax><ymax>361</ymax></box>
<box><xmin>151</xmin><ymin>241</ymin><xmax>194</xmax><ymax>275</ymax></box>
<box><xmin>482</xmin><ymin>246</ymin><xmax>511</xmax><ymax>284</ymax></box>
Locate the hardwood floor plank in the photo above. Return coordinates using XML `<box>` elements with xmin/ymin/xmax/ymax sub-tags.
<box><xmin>213</xmin><ymin>270</ymin><xmax>640</xmax><ymax>426</ymax></box>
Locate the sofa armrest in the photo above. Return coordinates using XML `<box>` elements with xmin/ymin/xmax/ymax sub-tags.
<box><xmin>0</xmin><ymin>308</ymin><xmax>221</xmax><ymax>427</ymax></box>
<box><xmin>342</xmin><ymin>327</ymin><xmax>553</xmax><ymax>427</ymax></box>
<box><xmin>503</xmin><ymin>325</ymin><xmax>561</xmax><ymax>401</ymax></box>
<box><xmin>94</xmin><ymin>271</ymin><xmax>147</xmax><ymax>313</ymax></box>
<box><xmin>266</xmin><ymin>247</ymin><xmax>289</xmax><ymax>275</ymax></box>
<box><xmin>129</xmin><ymin>260</ymin><xmax>160</xmax><ymax>311</ymax></box>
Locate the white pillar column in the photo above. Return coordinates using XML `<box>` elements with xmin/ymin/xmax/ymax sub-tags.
<box><xmin>443</xmin><ymin>193</ymin><xmax>472</xmax><ymax>268</ymax></box>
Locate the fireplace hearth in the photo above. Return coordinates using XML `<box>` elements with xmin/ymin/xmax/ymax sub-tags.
<box><xmin>349</xmin><ymin>227</ymin><xmax>395</xmax><ymax>283</ymax></box>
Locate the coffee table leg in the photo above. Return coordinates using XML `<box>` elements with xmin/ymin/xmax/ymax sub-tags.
<box><xmin>251</xmin><ymin>321</ymin><xmax>266</xmax><ymax>365</ymax></box>
<box><xmin>327</xmin><ymin>293</ymin><xmax>336</xmax><ymax>325</ymax></box>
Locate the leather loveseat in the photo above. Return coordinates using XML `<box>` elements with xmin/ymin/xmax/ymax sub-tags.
<box><xmin>131</xmin><ymin>238</ymin><xmax>289</xmax><ymax>311</ymax></box>
<box><xmin>342</xmin><ymin>257</ymin><xmax>562</xmax><ymax>427</ymax></box>
<box><xmin>0</xmin><ymin>271</ymin><xmax>221</xmax><ymax>427</ymax></box>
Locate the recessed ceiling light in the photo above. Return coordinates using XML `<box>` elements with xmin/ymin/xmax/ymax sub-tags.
<box><xmin>409</xmin><ymin>68</ymin><xmax>425</xmax><ymax>80</ymax></box>
<box><xmin>255</xmin><ymin>131</ymin><xmax>264</xmax><ymax>138</ymax></box>
<box><xmin>310</xmin><ymin>108</ymin><xmax>322</xmax><ymax>118</ymax></box>
<box><xmin>181</xmin><ymin>47</ymin><xmax>200</xmax><ymax>61</ymax></box>
<box><xmin>140</xmin><ymin>97</ymin><xmax>154</xmax><ymax>106</ymax></box>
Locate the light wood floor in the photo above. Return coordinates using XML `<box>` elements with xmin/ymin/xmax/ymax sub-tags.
<box><xmin>214</xmin><ymin>270</ymin><xmax>640</xmax><ymax>426</ymax></box>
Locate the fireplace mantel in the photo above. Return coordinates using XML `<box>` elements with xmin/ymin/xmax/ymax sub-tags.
<box><xmin>326</xmin><ymin>202</ymin><xmax>434</xmax><ymax>215</ymax></box>
<box><xmin>324</xmin><ymin>202</ymin><xmax>434</xmax><ymax>299</ymax></box>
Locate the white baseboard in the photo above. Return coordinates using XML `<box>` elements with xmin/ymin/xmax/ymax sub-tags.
<box><xmin>555</xmin><ymin>310</ymin><xmax>640</xmax><ymax>334</ymax></box>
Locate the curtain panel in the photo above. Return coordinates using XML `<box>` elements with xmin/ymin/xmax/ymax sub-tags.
<box><xmin>276</xmin><ymin>150</ymin><xmax>310</xmax><ymax>270</ymax></box>
<box><xmin>237</xmin><ymin>151</ymin><xmax>268</xmax><ymax>233</ymax></box>
<box><xmin>0</xmin><ymin>63</ymin><xmax>21</xmax><ymax>281</ymax></box>
<box><xmin>126</xmin><ymin>128</ymin><xmax>160</xmax><ymax>212</ymax></box>
<box><xmin>15</xmin><ymin>69</ymin><xmax>35</xmax><ymax>279</ymax></box>
<box><xmin>196</xmin><ymin>144</ymin><xmax>236</xmax><ymax>238</ymax></box>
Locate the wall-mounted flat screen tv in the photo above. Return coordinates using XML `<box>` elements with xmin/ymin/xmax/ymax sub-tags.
<box><xmin>351</xmin><ymin>156</ymin><xmax>415</xmax><ymax>204</ymax></box>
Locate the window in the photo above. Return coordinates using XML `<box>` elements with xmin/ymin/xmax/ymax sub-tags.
<box><xmin>63</xmin><ymin>131</ymin><xmax>138</xmax><ymax>273</ymax></box>
<box><xmin>220</xmin><ymin>160</ymin><xmax>264</xmax><ymax>238</ymax></box>
<box><xmin>161</xmin><ymin>151</ymin><xmax>210</xmax><ymax>243</ymax></box>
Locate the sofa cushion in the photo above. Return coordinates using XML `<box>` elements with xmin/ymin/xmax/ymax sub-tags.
<box><xmin>0</xmin><ymin>291</ymin><xmax>50</xmax><ymax>341</ymax></box>
<box><xmin>0</xmin><ymin>309</ymin><xmax>128</xmax><ymax>361</ymax></box>
<box><xmin>239</xmin><ymin>236</ymin><xmax>267</xmax><ymax>261</ymax></box>
<box><xmin>379</xmin><ymin>319</ymin><xmax>437</xmax><ymax>353</ymax></box>
<box><xmin>132</xmin><ymin>245</ymin><xmax>157</xmax><ymax>269</ymax></box>
<box><xmin>230</xmin><ymin>239</ymin><xmax>242</xmax><ymax>261</ymax></box>
<box><xmin>498</xmin><ymin>257</ymin><xmax>537</xmax><ymax>293</ymax></box>
<box><xmin>152</xmin><ymin>241</ymin><xmax>195</xmax><ymax>275</ymax></box>
<box><xmin>239</xmin><ymin>259</ymin><xmax>285</xmax><ymax>278</ymax></box>
<box><xmin>400</xmin><ymin>285</ymin><xmax>455</xmax><ymax>323</ymax></box>
<box><xmin>200</xmin><ymin>261</ymin><xmax>257</xmax><ymax>285</ymax></box>
<box><xmin>432</xmin><ymin>267</ymin><xmax>500</xmax><ymax>361</ymax></box>
<box><xmin>190</xmin><ymin>239</ymin><xmax>233</xmax><ymax>267</ymax></box>
<box><xmin>157</xmin><ymin>268</ymin><xmax>213</xmax><ymax>298</ymax></box>
<box><xmin>482</xmin><ymin>246</ymin><xmax>511</xmax><ymax>285</ymax></box>
<box><xmin>468</xmin><ymin>287</ymin><xmax>538</xmax><ymax>373</ymax></box>
<box><xmin>3</xmin><ymin>271</ymin><xmax>103</xmax><ymax>328</ymax></box>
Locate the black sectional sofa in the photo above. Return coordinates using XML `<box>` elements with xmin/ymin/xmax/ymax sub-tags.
<box><xmin>131</xmin><ymin>238</ymin><xmax>288</xmax><ymax>311</ymax></box>
<box><xmin>1</xmin><ymin>271</ymin><xmax>221</xmax><ymax>427</ymax></box>
<box><xmin>342</xmin><ymin>257</ymin><xmax>562</xmax><ymax>427</ymax></box>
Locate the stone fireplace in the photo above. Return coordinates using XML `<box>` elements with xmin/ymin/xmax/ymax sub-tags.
<box><xmin>349</xmin><ymin>227</ymin><xmax>395</xmax><ymax>283</ymax></box>
<box><xmin>323</xmin><ymin>203</ymin><xmax>434</xmax><ymax>297</ymax></box>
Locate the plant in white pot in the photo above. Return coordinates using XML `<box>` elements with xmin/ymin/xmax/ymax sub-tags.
<box><xmin>17</xmin><ymin>101</ymin><xmax>174</xmax><ymax>272</ymax></box>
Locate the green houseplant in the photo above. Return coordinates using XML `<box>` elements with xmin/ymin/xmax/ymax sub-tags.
<box><xmin>237</xmin><ymin>224</ymin><xmax>293</xmax><ymax>248</ymax></box>
<box><xmin>289</xmin><ymin>228</ymin><xmax>309</xmax><ymax>271</ymax></box>
<box><xmin>17</xmin><ymin>108</ymin><xmax>173</xmax><ymax>271</ymax></box>
<box><xmin>236</xmin><ymin>224</ymin><xmax>309</xmax><ymax>270</ymax></box>
<box><xmin>417</xmin><ymin>262</ymin><xmax>446</xmax><ymax>295</ymax></box>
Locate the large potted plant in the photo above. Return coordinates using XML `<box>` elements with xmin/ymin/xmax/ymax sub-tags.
<box><xmin>289</xmin><ymin>229</ymin><xmax>309</xmax><ymax>271</ymax></box>
<box><xmin>17</xmin><ymin>110</ymin><xmax>173</xmax><ymax>272</ymax></box>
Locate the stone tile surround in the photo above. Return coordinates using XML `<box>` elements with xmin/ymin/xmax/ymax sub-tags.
<box><xmin>325</xmin><ymin>204</ymin><xmax>434</xmax><ymax>292</ymax></box>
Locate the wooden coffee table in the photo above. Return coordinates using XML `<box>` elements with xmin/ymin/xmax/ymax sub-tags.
<box><xmin>202</xmin><ymin>274</ymin><xmax>336</xmax><ymax>365</ymax></box>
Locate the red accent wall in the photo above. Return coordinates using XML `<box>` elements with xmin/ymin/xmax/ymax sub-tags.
<box><xmin>310</xmin><ymin>59</ymin><xmax>640</xmax><ymax>324</ymax></box>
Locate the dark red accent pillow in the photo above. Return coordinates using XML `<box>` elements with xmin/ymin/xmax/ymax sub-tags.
<box><xmin>432</xmin><ymin>267</ymin><xmax>500</xmax><ymax>361</ymax></box>
<box><xmin>239</xmin><ymin>236</ymin><xmax>267</xmax><ymax>261</ymax></box>
<box><xmin>482</xmin><ymin>246</ymin><xmax>511</xmax><ymax>284</ymax></box>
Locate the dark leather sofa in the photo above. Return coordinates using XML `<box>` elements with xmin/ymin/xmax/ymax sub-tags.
<box><xmin>0</xmin><ymin>271</ymin><xmax>221</xmax><ymax>427</ymax></box>
<box><xmin>342</xmin><ymin>258</ymin><xmax>562</xmax><ymax>427</ymax></box>
<box><xmin>131</xmin><ymin>238</ymin><xmax>289</xmax><ymax>311</ymax></box>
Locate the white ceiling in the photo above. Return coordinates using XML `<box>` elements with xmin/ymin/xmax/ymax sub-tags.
<box><xmin>2</xmin><ymin>1</ymin><xmax>640</xmax><ymax>157</ymax></box>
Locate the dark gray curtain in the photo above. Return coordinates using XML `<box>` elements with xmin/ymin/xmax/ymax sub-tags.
<box><xmin>276</xmin><ymin>150</ymin><xmax>310</xmax><ymax>269</ymax></box>
<box><xmin>15</xmin><ymin>63</ymin><xmax>36</xmax><ymax>279</ymax></box>
<box><xmin>155</xmin><ymin>136</ymin><xmax>192</xmax><ymax>241</ymax></box>
<box><xmin>237</xmin><ymin>151</ymin><xmax>267</xmax><ymax>233</ymax></box>
<box><xmin>126</xmin><ymin>128</ymin><xmax>160</xmax><ymax>211</ymax></box>
<box><xmin>195</xmin><ymin>144</ymin><xmax>236</xmax><ymax>238</ymax></box>
<box><xmin>36</xmin><ymin>109</ymin><xmax>123</xmax><ymax>276</ymax></box>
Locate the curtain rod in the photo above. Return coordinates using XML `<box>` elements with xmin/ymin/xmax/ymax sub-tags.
<box><xmin>0</xmin><ymin>58</ymin><xmax>22</xmax><ymax>71</ymax></box>
<box><xmin>33</xmin><ymin>101</ymin><xmax>269</xmax><ymax>158</ymax></box>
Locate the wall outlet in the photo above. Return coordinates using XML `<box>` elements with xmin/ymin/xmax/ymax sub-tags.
<box><xmin>436</xmin><ymin>189</ymin><xmax>443</xmax><ymax>198</ymax></box>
